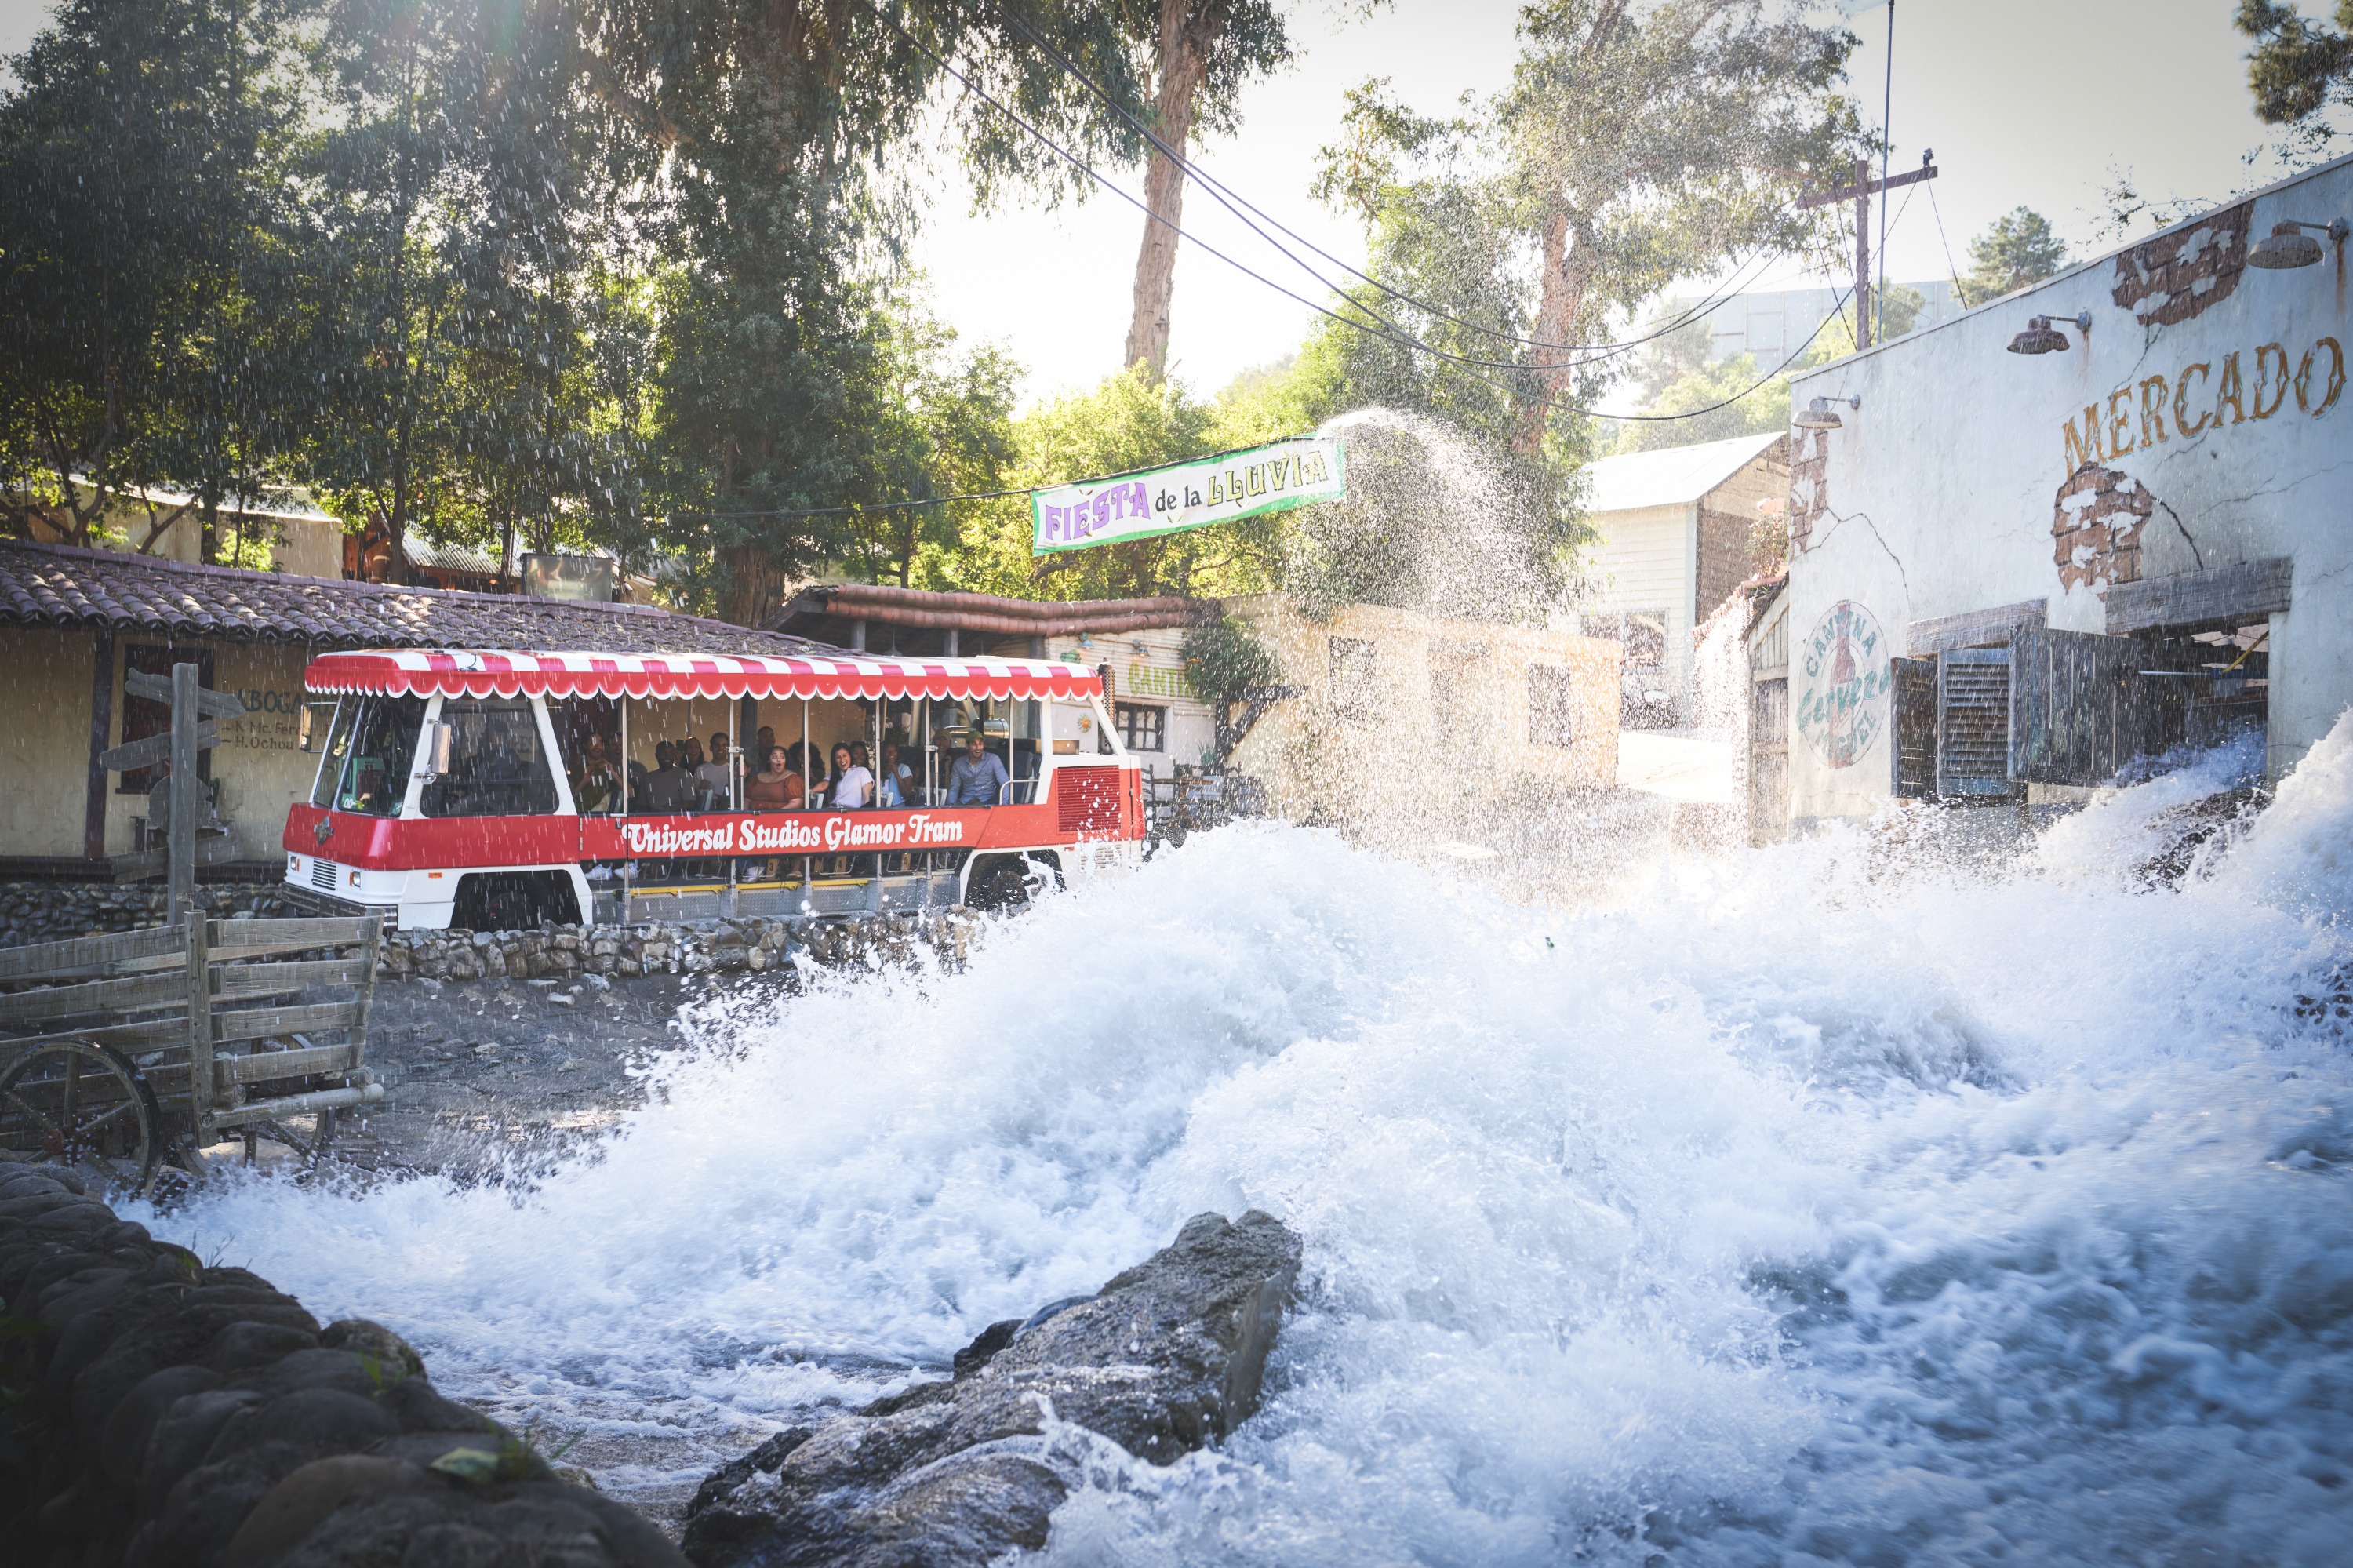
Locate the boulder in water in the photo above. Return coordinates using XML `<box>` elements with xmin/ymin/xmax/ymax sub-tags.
<box><xmin>682</xmin><ymin>1210</ymin><xmax>1301</xmax><ymax>1568</ymax></box>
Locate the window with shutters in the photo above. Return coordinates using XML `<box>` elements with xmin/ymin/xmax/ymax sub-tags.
<box><xmin>1937</xmin><ymin>649</ymin><xmax>2017</xmax><ymax>797</ymax></box>
<box><xmin>1115</xmin><ymin>702</ymin><xmax>1165</xmax><ymax>751</ymax></box>
<box><xmin>1889</xmin><ymin>657</ymin><xmax>1938</xmax><ymax>798</ymax></box>
<box><xmin>1329</xmin><ymin>638</ymin><xmax>1378</xmax><ymax>722</ymax></box>
<box><xmin>1528</xmin><ymin>666</ymin><xmax>1580</xmax><ymax>748</ymax></box>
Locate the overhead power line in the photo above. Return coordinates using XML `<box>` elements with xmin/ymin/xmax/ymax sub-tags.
<box><xmin>878</xmin><ymin>4</ymin><xmax>1853</xmax><ymax>414</ymax></box>
<box><xmin>990</xmin><ymin>6</ymin><xmax>1785</xmax><ymax>365</ymax></box>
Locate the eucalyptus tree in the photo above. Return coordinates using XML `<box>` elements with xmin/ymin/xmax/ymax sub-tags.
<box><xmin>1116</xmin><ymin>0</ymin><xmax>1293</xmax><ymax>382</ymax></box>
<box><xmin>1320</xmin><ymin>0</ymin><xmax>1862</xmax><ymax>455</ymax></box>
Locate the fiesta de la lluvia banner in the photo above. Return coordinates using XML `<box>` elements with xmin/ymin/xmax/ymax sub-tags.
<box><xmin>1031</xmin><ymin>435</ymin><xmax>1345</xmax><ymax>555</ymax></box>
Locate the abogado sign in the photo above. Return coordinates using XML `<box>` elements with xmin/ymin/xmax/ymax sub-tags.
<box><xmin>1031</xmin><ymin>436</ymin><xmax>1345</xmax><ymax>555</ymax></box>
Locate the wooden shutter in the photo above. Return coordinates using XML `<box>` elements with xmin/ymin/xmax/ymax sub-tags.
<box><xmin>2008</xmin><ymin>627</ymin><xmax>2183</xmax><ymax>785</ymax></box>
<box><xmin>1937</xmin><ymin>649</ymin><xmax>2017</xmax><ymax>797</ymax></box>
<box><xmin>1889</xmin><ymin>657</ymin><xmax>1937</xmax><ymax>798</ymax></box>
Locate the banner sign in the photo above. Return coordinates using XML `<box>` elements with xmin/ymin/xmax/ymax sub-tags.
<box><xmin>586</xmin><ymin>809</ymin><xmax>985</xmax><ymax>859</ymax></box>
<box><xmin>1031</xmin><ymin>436</ymin><xmax>1345</xmax><ymax>555</ymax></box>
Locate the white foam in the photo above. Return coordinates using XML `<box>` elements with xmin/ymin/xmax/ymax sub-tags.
<box><xmin>142</xmin><ymin>722</ymin><xmax>2353</xmax><ymax>1562</ymax></box>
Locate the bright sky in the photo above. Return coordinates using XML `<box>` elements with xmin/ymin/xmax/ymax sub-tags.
<box><xmin>0</xmin><ymin>0</ymin><xmax>2297</xmax><ymax>409</ymax></box>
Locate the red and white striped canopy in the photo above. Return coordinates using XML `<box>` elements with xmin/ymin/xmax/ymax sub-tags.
<box><xmin>303</xmin><ymin>649</ymin><xmax>1104</xmax><ymax>703</ymax></box>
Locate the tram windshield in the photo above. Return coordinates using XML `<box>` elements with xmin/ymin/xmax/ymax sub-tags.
<box><xmin>326</xmin><ymin>697</ymin><xmax>424</xmax><ymax>817</ymax></box>
<box><xmin>420</xmin><ymin>698</ymin><xmax>559</xmax><ymax>817</ymax></box>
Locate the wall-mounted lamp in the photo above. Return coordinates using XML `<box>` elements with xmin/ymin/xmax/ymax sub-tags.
<box><xmin>1795</xmin><ymin>395</ymin><xmax>1859</xmax><ymax>431</ymax></box>
<box><xmin>2006</xmin><ymin>311</ymin><xmax>2092</xmax><ymax>355</ymax></box>
<box><xmin>2248</xmin><ymin>217</ymin><xmax>2351</xmax><ymax>270</ymax></box>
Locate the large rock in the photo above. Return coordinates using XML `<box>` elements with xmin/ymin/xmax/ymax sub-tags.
<box><xmin>683</xmin><ymin>1210</ymin><xmax>1301</xmax><ymax>1568</ymax></box>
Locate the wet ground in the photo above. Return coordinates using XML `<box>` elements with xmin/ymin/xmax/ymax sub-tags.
<box><xmin>246</xmin><ymin>970</ymin><xmax>788</xmax><ymax>1183</ymax></box>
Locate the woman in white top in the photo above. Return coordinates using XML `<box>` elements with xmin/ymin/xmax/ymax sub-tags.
<box><xmin>825</xmin><ymin>743</ymin><xmax>873</xmax><ymax>809</ymax></box>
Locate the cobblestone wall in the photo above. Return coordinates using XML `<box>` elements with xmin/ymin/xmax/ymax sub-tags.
<box><xmin>0</xmin><ymin>882</ymin><xmax>297</xmax><ymax>950</ymax></box>
<box><xmin>380</xmin><ymin>912</ymin><xmax>977</xmax><ymax>983</ymax></box>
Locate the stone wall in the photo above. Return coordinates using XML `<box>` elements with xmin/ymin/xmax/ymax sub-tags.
<box><xmin>380</xmin><ymin>913</ymin><xmax>978</xmax><ymax>984</ymax></box>
<box><xmin>0</xmin><ymin>1162</ymin><xmax>686</xmax><ymax>1568</ymax></box>
<box><xmin>0</xmin><ymin>880</ymin><xmax>298</xmax><ymax>951</ymax></box>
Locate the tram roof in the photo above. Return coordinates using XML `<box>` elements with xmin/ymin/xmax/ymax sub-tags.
<box><xmin>302</xmin><ymin>648</ymin><xmax>1105</xmax><ymax>704</ymax></box>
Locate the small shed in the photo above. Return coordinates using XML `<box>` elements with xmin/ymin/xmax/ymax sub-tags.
<box><xmin>1577</xmin><ymin>431</ymin><xmax>1787</xmax><ymax>726</ymax></box>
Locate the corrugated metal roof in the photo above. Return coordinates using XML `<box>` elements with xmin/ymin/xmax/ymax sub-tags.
<box><xmin>0</xmin><ymin>538</ymin><xmax>838</xmax><ymax>657</ymax></box>
<box><xmin>403</xmin><ymin>536</ymin><xmax>499</xmax><ymax>576</ymax></box>
<box><xmin>1584</xmin><ymin>431</ymin><xmax>1786</xmax><ymax>515</ymax></box>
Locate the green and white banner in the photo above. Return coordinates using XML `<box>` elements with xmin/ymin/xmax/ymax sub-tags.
<box><xmin>1031</xmin><ymin>436</ymin><xmax>1346</xmax><ymax>555</ymax></box>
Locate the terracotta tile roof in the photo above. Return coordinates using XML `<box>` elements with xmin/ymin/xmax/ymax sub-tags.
<box><xmin>0</xmin><ymin>539</ymin><xmax>841</xmax><ymax>657</ymax></box>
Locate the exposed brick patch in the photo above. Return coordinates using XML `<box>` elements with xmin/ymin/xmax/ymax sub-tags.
<box><xmin>1787</xmin><ymin>428</ymin><xmax>1830</xmax><ymax>553</ymax></box>
<box><xmin>2053</xmin><ymin>465</ymin><xmax>2155</xmax><ymax>590</ymax></box>
<box><xmin>2112</xmin><ymin>202</ymin><xmax>2251</xmax><ymax>327</ymax></box>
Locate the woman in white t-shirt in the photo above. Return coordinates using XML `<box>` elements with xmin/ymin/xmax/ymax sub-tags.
<box><xmin>825</xmin><ymin>743</ymin><xmax>874</xmax><ymax>809</ymax></box>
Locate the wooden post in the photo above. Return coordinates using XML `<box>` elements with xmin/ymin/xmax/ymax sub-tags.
<box><xmin>169</xmin><ymin>662</ymin><xmax>199</xmax><ymax>910</ymax></box>
<box><xmin>184</xmin><ymin>898</ymin><xmax>213</xmax><ymax>1150</ymax></box>
<box><xmin>85</xmin><ymin>632</ymin><xmax>115</xmax><ymax>860</ymax></box>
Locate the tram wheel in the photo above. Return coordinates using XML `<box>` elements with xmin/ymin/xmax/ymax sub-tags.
<box><xmin>0</xmin><ymin>1039</ymin><xmax>163</xmax><ymax>1191</ymax></box>
<box><xmin>971</xmin><ymin>864</ymin><xmax>1031</xmax><ymax>910</ymax></box>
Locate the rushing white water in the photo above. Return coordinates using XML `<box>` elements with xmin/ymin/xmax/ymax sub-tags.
<box><xmin>141</xmin><ymin>722</ymin><xmax>2353</xmax><ymax>1564</ymax></box>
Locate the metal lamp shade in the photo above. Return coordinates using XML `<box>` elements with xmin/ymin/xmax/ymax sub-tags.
<box><xmin>1794</xmin><ymin>398</ymin><xmax>1843</xmax><ymax>430</ymax></box>
<box><xmin>2249</xmin><ymin>223</ymin><xmax>2325</xmax><ymax>270</ymax></box>
<box><xmin>2007</xmin><ymin>317</ymin><xmax>2069</xmax><ymax>355</ymax></box>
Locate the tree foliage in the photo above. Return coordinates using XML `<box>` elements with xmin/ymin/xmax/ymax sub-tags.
<box><xmin>1955</xmin><ymin>206</ymin><xmax>2070</xmax><ymax>308</ymax></box>
<box><xmin>2237</xmin><ymin>0</ymin><xmax>2353</xmax><ymax>150</ymax></box>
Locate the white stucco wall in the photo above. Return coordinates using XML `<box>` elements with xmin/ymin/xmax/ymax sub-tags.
<box><xmin>1578</xmin><ymin>501</ymin><xmax>1695</xmax><ymax>713</ymax></box>
<box><xmin>1784</xmin><ymin>152</ymin><xmax>2353</xmax><ymax>822</ymax></box>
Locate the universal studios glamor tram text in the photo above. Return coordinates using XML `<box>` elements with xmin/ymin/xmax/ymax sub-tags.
<box><xmin>617</xmin><ymin>813</ymin><xmax>973</xmax><ymax>856</ymax></box>
<box><xmin>1031</xmin><ymin>436</ymin><xmax>1346</xmax><ymax>553</ymax></box>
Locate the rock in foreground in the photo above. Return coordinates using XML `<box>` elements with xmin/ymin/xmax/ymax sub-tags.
<box><xmin>684</xmin><ymin>1210</ymin><xmax>1302</xmax><ymax>1568</ymax></box>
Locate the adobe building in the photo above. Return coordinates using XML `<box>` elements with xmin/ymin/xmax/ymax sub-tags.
<box><xmin>1576</xmin><ymin>431</ymin><xmax>1786</xmax><ymax>726</ymax></box>
<box><xmin>0</xmin><ymin>540</ymin><xmax>832</xmax><ymax>877</ymax></box>
<box><xmin>1776</xmin><ymin>152</ymin><xmax>2351</xmax><ymax>830</ymax></box>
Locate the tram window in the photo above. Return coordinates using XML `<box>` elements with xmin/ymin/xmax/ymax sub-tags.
<box><xmin>1115</xmin><ymin>703</ymin><xmax>1166</xmax><ymax>751</ymax></box>
<box><xmin>311</xmin><ymin>700</ymin><xmax>360</xmax><ymax>807</ymax></box>
<box><xmin>420</xmin><ymin>698</ymin><xmax>559</xmax><ymax>817</ymax></box>
<box><xmin>334</xmin><ymin>697</ymin><xmax>424</xmax><ymax>817</ymax></box>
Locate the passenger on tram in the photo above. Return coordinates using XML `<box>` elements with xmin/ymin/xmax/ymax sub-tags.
<box><xmin>747</xmin><ymin>746</ymin><xmax>802</xmax><ymax>810</ymax></box>
<box><xmin>640</xmin><ymin>742</ymin><xmax>693</xmax><ymax>812</ymax></box>
<box><xmin>877</xmin><ymin>741</ymin><xmax>912</xmax><ymax>808</ymax></box>
<box><xmin>947</xmin><ymin>730</ymin><xmax>1009</xmax><ymax>806</ymax></box>
<box><xmin>570</xmin><ymin>733</ymin><xmax>619</xmax><ymax>813</ymax></box>
<box><xmin>827</xmin><ymin>743</ymin><xmax>874</xmax><ymax>809</ymax></box>
<box><xmin>698</xmin><ymin>733</ymin><xmax>733</xmax><ymax>800</ymax></box>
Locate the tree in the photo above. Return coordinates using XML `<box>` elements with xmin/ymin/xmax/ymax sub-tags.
<box><xmin>2236</xmin><ymin>0</ymin><xmax>2353</xmax><ymax>149</ymax></box>
<box><xmin>1118</xmin><ymin>0</ymin><xmax>1292</xmax><ymax>381</ymax></box>
<box><xmin>1498</xmin><ymin>0</ymin><xmax>1861</xmax><ymax>453</ymax></box>
<box><xmin>1955</xmin><ymin>206</ymin><xmax>2068</xmax><ymax>307</ymax></box>
<box><xmin>0</xmin><ymin>0</ymin><xmax>307</xmax><ymax>551</ymax></box>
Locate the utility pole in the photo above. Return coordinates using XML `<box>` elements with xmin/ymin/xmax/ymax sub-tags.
<box><xmin>1797</xmin><ymin>151</ymin><xmax>1937</xmax><ymax>350</ymax></box>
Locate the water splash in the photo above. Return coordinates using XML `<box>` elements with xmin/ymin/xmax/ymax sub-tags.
<box><xmin>140</xmin><ymin>725</ymin><xmax>2353</xmax><ymax>1559</ymax></box>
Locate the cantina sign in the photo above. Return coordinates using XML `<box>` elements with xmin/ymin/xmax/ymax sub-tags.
<box><xmin>1795</xmin><ymin>600</ymin><xmax>1889</xmax><ymax>770</ymax></box>
<box><xmin>1032</xmin><ymin>436</ymin><xmax>1344</xmax><ymax>555</ymax></box>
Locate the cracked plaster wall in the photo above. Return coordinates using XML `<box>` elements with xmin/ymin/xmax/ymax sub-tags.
<box><xmin>1780</xmin><ymin>153</ymin><xmax>2353</xmax><ymax>824</ymax></box>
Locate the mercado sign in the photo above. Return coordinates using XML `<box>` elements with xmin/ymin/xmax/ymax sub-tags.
<box><xmin>1032</xmin><ymin>436</ymin><xmax>1345</xmax><ymax>555</ymax></box>
<box><xmin>1795</xmin><ymin>600</ymin><xmax>1889</xmax><ymax>770</ymax></box>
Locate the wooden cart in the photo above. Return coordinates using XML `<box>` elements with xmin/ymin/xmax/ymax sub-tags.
<box><xmin>0</xmin><ymin>915</ymin><xmax>384</xmax><ymax>1191</ymax></box>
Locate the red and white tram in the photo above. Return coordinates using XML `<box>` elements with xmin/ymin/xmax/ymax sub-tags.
<box><xmin>279</xmin><ymin>648</ymin><xmax>1144</xmax><ymax>929</ymax></box>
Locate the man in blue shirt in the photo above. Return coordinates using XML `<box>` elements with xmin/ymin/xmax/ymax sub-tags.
<box><xmin>947</xmin><ymin>732</ymin><xmax>1010</xmax><ymax>806</ymax></box>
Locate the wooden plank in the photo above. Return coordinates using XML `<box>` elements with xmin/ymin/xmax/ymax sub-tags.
<box><xmin>122</xmin><ymin>671</ymin><xmax>246</xmax><ymax>719</ymax></box>
<box><xmin>205</xmin><ymin>917</ymin><xmax>371</xmax><ymax>960</ymax></box>
<box><xmin>0</xmin><ymin>924</ymin><xmax>188</xmax><ymax>982</ymax></box>
<box><xmin>2104</xmin><ymin>557</ymin><xmax>2293</xmax><ymax>635</ymax></box>
<box><xmin>1</xmin><ymin>1017</ymin><xmax>187</xmax><ymax>1055</ymax></box>
<box><xmin>85</xmin><ymin>629</ymin><xmax>114</xmax><ymax>860</ymax></box>
<box><xmin>0</xmin><ymin>970</ymin><xmax>191</xmax><ymax>1024</ymax></box>
<box><xmin>213</xmin><ymin>1000</ymin><xmax>362</xmax><ymax>1045</ymax></box>
<box><xmin>185</xmin><ymin>896</ymin><xmax>213</xmax><ymax>1137</ymax></box>
<box><xmin>99</xmin><ymin>722</ymin><xmax>222</xmax><ymax>774</ymax></box>
<box><xmin>111</xmin><ymin>831</ymin><xmax>242</xmax><ymax>885</ymax></box>
<box><xmin>1907</xmin><ymin>599</ymin><xmax>2047</xmax><ymax>657</ymax></box>
<box><xmin>214</xmin><ymin>1042</ymin><xmax>361</xmax><ymax>1086</ymax></box>
<box><xmin>2007</xmin><ymin>628</ymin><xmax>2178</xmax><ymax>785</ymax></box>
<box><xmin>213</xmin><ymin>959</ymin><xmax>373</xmax><ymax>1001</ymax></box>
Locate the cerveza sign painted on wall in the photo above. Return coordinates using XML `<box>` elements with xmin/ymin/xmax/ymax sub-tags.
<box><xmin>1796</xmin><ymin>600</ymin><xmax>1889</xmax><ymax>769</ymax></box>
<box><xmin>1031</xmin><ymin>437</ymin><xmax>1344</xmax><ymax>555</ymax></box>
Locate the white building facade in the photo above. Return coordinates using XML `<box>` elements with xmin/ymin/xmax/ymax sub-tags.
<box><xmin>1780</xmin><ymin>155</ymin><xmax>2352</xmax><ymax>828</ymax></box>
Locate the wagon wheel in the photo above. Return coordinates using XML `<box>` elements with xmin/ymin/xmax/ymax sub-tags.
<box><xmin>0</xmin><ymin>1039</ymin><xmax>162</xmax><ymax>1191</ymax></box>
